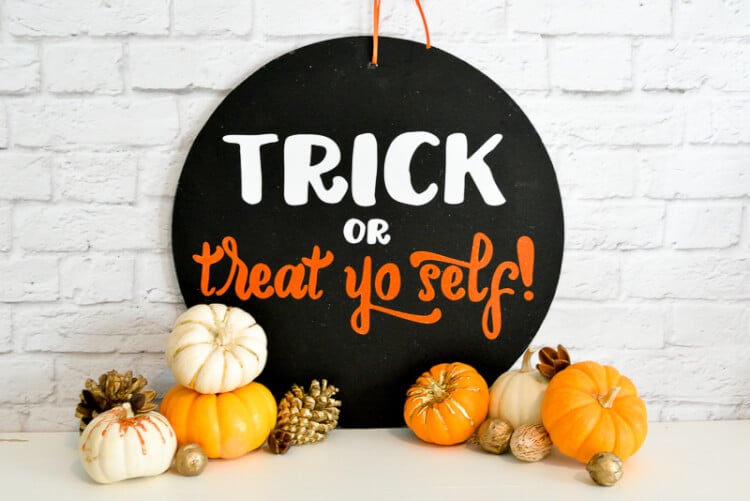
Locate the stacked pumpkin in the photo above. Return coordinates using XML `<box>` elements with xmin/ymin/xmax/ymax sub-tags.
<box><xmin>160</xmin><ymin>303</ymin><xmax>277</xmax><ymax>459</ymax></box>
<box><xmin>403</xmin><ymin>345</ymin><xmax>648</xmax><ymax>486</ymax></box>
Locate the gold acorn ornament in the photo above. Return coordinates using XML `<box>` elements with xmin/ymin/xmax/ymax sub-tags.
<box><xmin>268</xmin><ymin>379</ymin><xmax>341</xmax><ymax>454</ymax></box>
<box><xmin>74</xmin><ymin>370</ymin><xmax>157</xmax><ymax>433</ymax></box>
<box><xmin>536</xmin><ymin>344</ymin><xmax>571</xmax><ymax>379</ymax></box>
<box><xmin>587</xmin><ymin>452</ymin><xmax>624</xmax><ymax>486</ymax></box>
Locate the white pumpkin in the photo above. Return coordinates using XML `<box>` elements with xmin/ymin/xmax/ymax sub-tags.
<box><xmin>166</xmin><ymin>303</ymin><xmax>268</xmax><ymax>394</ymax></box>
<box><xmin>488</xmin><ymin>346</ymin><xmax>549</xmax><ymax>429</ymax></box>
<box><xmin>79</xmin><ymin>403</ymin><xmax>177</xmax><ymax>484</ymax></box>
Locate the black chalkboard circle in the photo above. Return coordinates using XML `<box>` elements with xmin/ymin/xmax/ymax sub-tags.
<box><xmin>172</xmin><ymin>36</ymin><xmax>564</xmax><ymax>428</ymax></box>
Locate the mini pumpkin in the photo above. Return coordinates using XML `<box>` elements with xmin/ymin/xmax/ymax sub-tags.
<box><xmin>488</xmin><ymin>346</ymin><xmax>548</xmax><ymax>429</ymax></box>
<box><xmin>160</xmin><ymin>381</ymin><xmax>277</xmax><ymax>459</ymax></box>
<box><xmin>404</xmin><ymin>362</ymin><xmax>489</xmax><ymax>446</ymax></box>
<box><xmin>79</xmin><ymin>403</ymin><xmax>177</xmax><ymax>484</ymax></box>
<box><xmin>166</xmin><ymin>303</ymin><xmax>268</xmax><ymax>394</ymax></box>
<box><xmin>541</xmin><ymin>361</ymin><xmax>648</xmax><ymax>464</ymax></box>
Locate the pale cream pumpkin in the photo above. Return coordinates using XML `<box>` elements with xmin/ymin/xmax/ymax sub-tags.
<box><xmin>488</xmin><ymin>346</ymin><xmax>549</xmax><ymax>429</ymax></box>
<box><xmin>166</xmin><ymin>303</ymin><xmax>268</xmax><ymax>394</ymax></box>
<box><xmin>79</xmin><ymin>403</ymin><xmax>177</xmax><ymax>484</ymax></box>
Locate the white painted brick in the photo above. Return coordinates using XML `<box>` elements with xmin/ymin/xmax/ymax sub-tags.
<box><xmin>669</xmin><ymin>303</ymin><xmax>746</xmax><ymax>347</ymax></box>
<box><xmin>139</xmin><ymin>152</ymin><xmax>183</xmax><ymax>198</ymax></box>
<box><xmin>509</xmin><ymin>0</ymin><xmax>671</xmax><ymax>35</ymax></box>
<box><xmin>0</xmin><ymin>45</ymin><xmax>40</xmax><ymax>93</ymax></box>
<box><xmin>377</xmin><ymin>0</ymin><xmax>505</xmax><ymax>43</ymax></box>
<box><xmin>259</xmin><ymin>0</ymin><xmax>363</xmax><ymax>37</ymax></box>
<box><xmin>0</xmin><ymin>355</ymin><xmax>54</xmax><ymax>404</ymax></box>
<box><xmin>44</xmin><ymin>43</ymin><xmax>122</xmax><ymax>95</ymax></box>
<box><xmin>638</xmin><ymin>41</ymin><xmax>750</xmax><ymax>92</ymax></box>
<box><xmin>0</xmin><ymin>257</ymin><xmax>59</xmax><ymax>302</ymax></box>
<box><xmin>535</xmin><ymin>301</ymin><xmax>665</xmax><ymax>349</ymax></box>
<box><xmin>6</xmin><ymin>0</ymin><xmax>169</xmax><ymax>37</ymax></box>
<box><xmin>550</xmin><ymin>38</ymin><xmax>632</xmax><ymax>92</ymax></box>
<box><xmin>640</xmin><ymin>147</ymin><xmax>750</xmax><ymax>199</ymax></box>
<box><xmin>0</xmin><ymin>154</ymin><xmax>53</xmax><ymax>200</ymax></box>
<box><xmin>15</xmin><ymin>204</ymin><xmax>169</xmax><ymax>252</ymax></box>
<box><xmin>60</xmin><ymin>256</ymin><xmax>134</xmax><ymax>305</ymax></box>
<box><xmin>136</xmin><ymin>254</ymin><xmax>182</xmax><ymax>303</ymax></box>
<box><xmin>687</xmin><ymin>97</ymin><xmax>750</xmax><ymax>144</ymax></box>
<box><xmin>556</xmin><ymin>149</ymin><xmax>637</xmax><ymax>199</ymax></box>
<box><xmin>56</xmin><ymin>354</ymin><xmax>174</xmax><ymax>404</ymax></box>
<box><xmin>0</xmin><ymin>104</ymin><xmax>7</xmax><ymax>149</ymax></box>
<box><xmin>556</xmin><ymin>252</ymin><xmax>620</xmax><ymax>300</ymax></box>
<box><xmin>0</xmin><ymin>204</ymin><xmax>10</xmax><ymax>251</ymax></box>
<box><xmin>0</xmin><ymin>407</ymin><xmax>26</xmax><ymax>432</ymax></box>
<box><xmin>564</xmin><ymin>201</ymin><xmax>665</xmax><ymax>250</ymax></box>
<box><xmin>623</xmin><ymin>252</ymin><xmax>750</xmax><ymax>300</ymax></box>
<box><xmin>25</xmin><ymin>405</ymin><xmax>74</xmax><ymax>432</ymax></box>
<box><xmin>520</xmin><ymin>96</ymin><xmax>684</xmax><ymax>146</ymax></box>
<box><xmin>0</xmin><ymin>305</ymin><xmax>11</xmax><ymax>353</ymax></box>
<box><xmin>659</xmin><ymin>400</ymin><xmax>749</xmax><ymax>421</ymax></box>
<box><xmin>675</xmin><ymin>0</ymin><xmax>750</xmax><ymax>38</ymax></box>
<box><xmin>173</xmin><ymin>0</ymin><xmax>253</xmax><ymax>36</ymax></box>
<box><xmin>666</xmin><ymin>202</ymin><xmax>743</xmax><ymax>249</ymax></box>
<box><xmin>56</xmin><ymin>153</ymin><xmax>137</xmax><ymax>203</ymax></box>
<box><xmin>18</xmin><ymin>303</ymin><xmax>179</xmax><ymax>353</ymax></box>
<box><xmin>446</xmin><ymin>39</ymin><xmax>548</xmax><ymax>91</ymax></box>
<box><xmin>130</xmin><ymin>42</ymin><xmax>255</xmax><ymax>91</ymax></box>
<box><xmin>614</xmin><ymin>347</ymin><xmax>750</xmax><ymax>400</ymax></box>
<box><xmin>10</xmin><ymin>98</ymin><xmax>179</xmax><ymax>148</ymax></box>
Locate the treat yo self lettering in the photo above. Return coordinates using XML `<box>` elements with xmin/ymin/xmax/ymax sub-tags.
<box><xmin>192</xmin><ymin>131</ymin><xmax>537</xmax><ymax>340</ymax></box>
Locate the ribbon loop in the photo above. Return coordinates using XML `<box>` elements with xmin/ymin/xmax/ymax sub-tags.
<box><xmin>372</xmin><ymin>0</ymin><xmax>431</xmax><ymax>66</ymax></box>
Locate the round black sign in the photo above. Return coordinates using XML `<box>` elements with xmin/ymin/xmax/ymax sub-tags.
<box><xmin>172</xmin><ymin>36</ymin><xmax>564</xmax><ymax>427</ymax></box>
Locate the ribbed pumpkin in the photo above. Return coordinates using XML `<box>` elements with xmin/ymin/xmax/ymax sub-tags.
<box><xmin>166</xmin><ymin>303</ymin><xmax>268</xmax><ymax>395</ymax></box>
<box><xmin>404</xmin><ymin>362</ymin><xmax>489</xmax><ymax>446</ymax></box>
<box><xmin>488</xmin><ymin>346</ymin><xmax>548</xmax><ymax>428</ymax></box>
<box><xmin>541</xmin><ymin>361</ymin><xmax>648</xmax><ymax>464</ymax></box>
<box><xmin>160</xmin><ymin>381</ymin><xmax>277</xmax><ymax>459</ymax></box>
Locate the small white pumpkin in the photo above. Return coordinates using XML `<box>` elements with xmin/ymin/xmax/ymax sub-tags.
<box><xmin>79</xmin><ymin>403</ymin><xmax>177</xmax><ymax>484</ymax></box>
<box><xmin>166</xmin><ymin>303</ymin><xmax>268</xmax><ymax>394</ymax></box>
<box><xmin>488</xmin><ymin>346</ymin><xmax>549</xmax><ymax>429</ymax></box>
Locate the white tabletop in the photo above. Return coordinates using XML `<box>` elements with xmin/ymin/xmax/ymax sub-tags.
<box><xmin>2</xmin><ymin>420</ymin><xmax>748</xmax><ymax>500</ymax></box>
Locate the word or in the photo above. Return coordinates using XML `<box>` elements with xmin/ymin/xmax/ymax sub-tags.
<box><xmin>342</xmin><ymin>218</ymin><xmax>391</xmax><ymax>245</ymax></box>
<box><xmin>223</xmin><ymin>132</ymin><xmax>506</xmax><ymax>207</ymax></box>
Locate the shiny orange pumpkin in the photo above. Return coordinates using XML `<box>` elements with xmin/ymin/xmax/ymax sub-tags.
<box><xmin>404</xmin><ymin>362</ymin><xmax>489</xmax><ymax>445</ymax></box>
<box><xmin>541</xmin><ymin>361</ymin><xmax>648</xmax><ymax>463</ymax></box>
<box><xmin>160</xmin><ymin>381</ymin><xmax>277</xmax><ymax>459</ymax></box>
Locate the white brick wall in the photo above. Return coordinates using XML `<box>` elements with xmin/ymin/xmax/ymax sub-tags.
<box><xmin>0</xmin><ymin>0</ymin><xmax>748</xmax><ymax>431</ymax></box>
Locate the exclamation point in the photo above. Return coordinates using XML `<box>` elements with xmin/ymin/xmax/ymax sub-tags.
<box><xmin>517</xmin><ymin>236</ymin><xmax>535</xmax><ymax>301</ymax></box>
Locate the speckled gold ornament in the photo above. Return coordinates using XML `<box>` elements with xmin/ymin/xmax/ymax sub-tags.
<box><xmin>509</xmin><ymin>423</ymin><xmax>552</xmax><ymax>462</ymax></box>
<box><xmin>174</xmin><ymin>443</ymin><xmax>207</xmax><ymax>476</ymax></box>
<box><xmin>586</xmin><ymin>452</ymin><xmax>623</xmax><ymax>486</ymax></box>
<box><xmin>476</xmin><ymin>418</ymin><xmax>513</xmax><ymax>454</ymax></box>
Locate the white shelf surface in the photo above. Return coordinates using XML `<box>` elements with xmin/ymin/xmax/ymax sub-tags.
<box><xmin>1</xmin><ymin>420</ymin><xmax>748</xmax><ymax>500</ymax></box>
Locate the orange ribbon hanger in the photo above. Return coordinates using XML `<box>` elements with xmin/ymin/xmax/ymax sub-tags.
<box><xmin>371</xmin><ymin>0</ymin><xmax>432</xmax><ymax>66</ymax></box>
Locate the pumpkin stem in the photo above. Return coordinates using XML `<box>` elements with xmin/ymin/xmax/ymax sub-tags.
<box><xmin>429</xmin><ymin>380</ymin><xmax>449</xmax><ymax>403</ymax></box>
<box><xmin>597</xmin><ymin>386</ymin><xmax>621</xmax><ymax>409</ymax></box>
<box><xmin>120</xmin><ymin>402</ymin><xmax>135</xmax><ymax>418</ymax></box>
<box><xmin>520</xmin><ymin>346</ymin><xmax>538</xmax><ymax>373</ymax></box>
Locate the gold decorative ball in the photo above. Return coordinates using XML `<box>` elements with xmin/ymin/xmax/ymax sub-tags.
<box><xmin>586</xmin><ymin>452</ymin><xmax>623</xmax><ymax>486</ymax></box>
<box><xmin>477</xmin><ymin>418</ymin><xmax>513</xmax><ymax>454</ymax></box>
<box><xmin>174</xmin><ymin>443</ymin><xmax>208</xmax><ymax>476</ymax></box>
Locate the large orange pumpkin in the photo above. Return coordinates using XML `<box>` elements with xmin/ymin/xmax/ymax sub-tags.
<box><xmin>404</xmin><ymin>362</ymin><xmax>489</xmax><ymax>445</ymax></box>
<box><xmin>541</xmin><ymin>361</ymin><xmax>648</xmax><ymax>464</ymax></box>
<box><xmin>160</xmin><ymin>381</ymin><xmax>277</xmax><ymax>459</ymax></box>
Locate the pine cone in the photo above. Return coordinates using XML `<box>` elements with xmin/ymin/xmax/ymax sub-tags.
<box><xmin>536</xmin><ymin>345</ymin><xmax>571</xmax><ymax>379</ymax></box>
<box><xmin>268</xmin><ymin>379</ymin><xmax>341</xmax><ymax>454</ymax></box>
<box><xmin>74</xmin><ymin>370</ymin><xmax>157</xmax><ymax>433</ymax></box>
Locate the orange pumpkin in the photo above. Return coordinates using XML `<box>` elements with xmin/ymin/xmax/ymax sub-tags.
<box><xmin>160</xmin><ymin>381</ymin><xmax>277</xmax><ymax>459</ymax></box>
<box><xmin>541</xmin><ymin>361</ymin><xmax>648</xmax><ymax>463</ymax></box>
<box><xmin>404</xmin><ymin>362</ymin><xmax>489</xmax><ymax>445</ymax></box>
